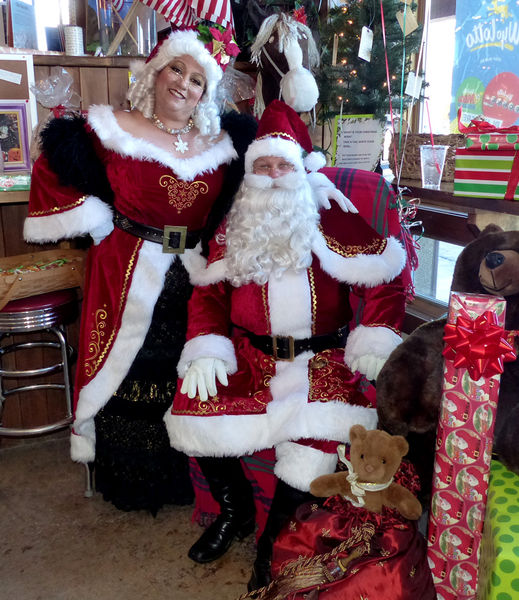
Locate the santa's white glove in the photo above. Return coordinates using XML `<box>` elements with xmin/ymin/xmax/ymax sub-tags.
<box><xmin>90</xmin><ymin>221</ymin><xmax>114</xmax><ymax>245</ymax></box>
<box><xmin>180</xmin><ymin>357</ymin><xmax>228</xmax><ymax>401</ymax></box>
<box><xmin>314</xmin><ymin>187</ymin><xmax>358</xmax><ymax>213</ymax></box>
<box><xmin>349</xmin><ymin>354</ymin><xmax>387</xmax><ymax>381</ymax></box>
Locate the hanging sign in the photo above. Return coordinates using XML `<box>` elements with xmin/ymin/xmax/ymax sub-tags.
<box><xmin>332</xmin><ymin>114</ymin><xmax>385</xmax><ymax>171</ymax></box>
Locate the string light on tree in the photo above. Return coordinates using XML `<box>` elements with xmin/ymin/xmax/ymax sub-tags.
<box><xmin>317</xmin><ymin>0</ymin><xmax>422</xmax><ymax>123</ymax></box>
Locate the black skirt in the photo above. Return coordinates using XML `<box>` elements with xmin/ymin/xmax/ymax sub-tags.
<box><xmin>94</xmin><ymin>259</ymin><xmax>194</xmax><ymax>514</ymax></box>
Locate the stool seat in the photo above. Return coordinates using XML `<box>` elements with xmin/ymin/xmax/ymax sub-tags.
<box><xmin>1</xmin><ymin>289</ymin><xmax>77</xmax><ymax>312</ymax></box>
<box><xmin>0</xmin><ymin>289</ymin><xmax>78</xmax><ymax>332</ymax></box>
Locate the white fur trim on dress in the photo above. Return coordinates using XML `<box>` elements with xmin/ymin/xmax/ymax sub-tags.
<box><xmin>245</xmin><ymin>137</ymin><xmax>304</xmax><ymax>174</ymax></box>
<box><xmin>344</xmin><ymin>324</ymin><xmax>402</xmax><ymax>366</ymax></box>
<box><xmin>23</xmin><ymin>196</ymin><xmax>113</xmax><ymax>244</ymax></box>
<box><xmin>87</xmin><ymin>105</ymin><xmax>237</xmax><ymax>182</ymax></box>
<box><xmin>70</xmin><ymin>241</ymin><xmax>175</xmax><ymax>463</ymax></box>
<box><xmin>165</xmin><ymin>350</ymin><xmax>377</xmax><ymax>457</ymax></box>
<box><xmin>177</xmin><ymin>334</ymin><xmax>237</xmax><ymax>378</ymax></box>
<box><xmin>274</xmin><ymin>441</ymin><xmax>338</xmax><ymax>491</ymax></box>
<box><xmin>313</xmin><ymin>233</ymin><xmax>406</xmax><ymax>287</ymax></box>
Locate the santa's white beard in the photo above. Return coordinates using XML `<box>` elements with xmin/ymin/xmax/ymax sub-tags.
<box><xmin>225</xmin><ymin>172</ymin><xmax>320</xmax><ymax>287</ymax></box>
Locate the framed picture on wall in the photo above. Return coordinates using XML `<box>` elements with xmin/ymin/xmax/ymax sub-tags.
<box><xmin>0</xmin><ymin>100</ymin><xmax>31</xmax><ymax>172</ymax></box>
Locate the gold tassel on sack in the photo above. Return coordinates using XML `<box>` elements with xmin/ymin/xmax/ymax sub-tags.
<box><xmin>239</xmin><ymin>523</ymin><xmax>375</xmax><ymax>600</ymax></box>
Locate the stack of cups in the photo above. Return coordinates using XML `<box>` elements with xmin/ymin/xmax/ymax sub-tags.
<box><xmin>63</xmin><ymin>25</ymin><xmax>84</xmax><ymax>56</ymax></box>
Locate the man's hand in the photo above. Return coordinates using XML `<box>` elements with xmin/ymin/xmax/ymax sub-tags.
<box><xmin>314</xmin><ymin>187</ymin><xmax>358</xmax><ymax>213</ymax></box>
<box><xmin>180</xmin><ymin>357</ymin><xmax>229</xmax><ymax>401</ymax></box>
<box><xmin>348</xmin><ymin>354</ymin><xmax>387</xmax><ymax>381</ymax></box>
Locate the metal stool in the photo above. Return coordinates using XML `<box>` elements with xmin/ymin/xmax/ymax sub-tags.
<box><xmin>0</xmin><ymin>289</ymin><xmax>78</xmax><ymax>438</ymax></box>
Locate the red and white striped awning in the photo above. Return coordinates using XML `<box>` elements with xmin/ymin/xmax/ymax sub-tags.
<box><xmin>138</xmin><ymin>0</ymin><xmax>234</xmax><ymax>32</ymax></box>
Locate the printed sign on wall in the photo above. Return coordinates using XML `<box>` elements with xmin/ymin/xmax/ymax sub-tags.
<box><xmin>451</xmin><ymin>0</ymin><xmax>519</xmax><ymax>127</ymax></box>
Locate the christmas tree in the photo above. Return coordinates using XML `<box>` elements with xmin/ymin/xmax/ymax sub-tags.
<box><xmin>318</xmin><ymin>0</ymin><xmax>422</xmax><ymax>123</ymax></box>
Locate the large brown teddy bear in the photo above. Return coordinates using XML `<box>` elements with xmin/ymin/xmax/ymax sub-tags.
<box><xmin>310</xmin><ymin>424</ymin><xmax>422</xmax><ymax>520</ymax></box>
<box><xmin>376</xmin><ymin>224</ymin><xmax>519</xmax><ymax>500</ymax></box>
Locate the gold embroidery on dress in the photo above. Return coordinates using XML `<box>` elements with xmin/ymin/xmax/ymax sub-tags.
<box><xmin>84</xmin><ymin>239</ymin><xmax>141</xmax><ymax>377</ymax></box>
<box><xmin>85</xmin><ymin>305</ymin><xmax>108</xmax><ymax>377</ymax></box>
<box><xmin>261</xmin><ymin>284</ymin><xmax>270</xmax><ymax>334</ymax></box>
<box><xmin>319</xmin><ymin>225</ymin><xmax>387</xmax><ymax>257</ymax></box>
<box><xmin>308</xmin><ymin>267</ymin><xmax>317</xmax><ymax>335</ymax></box>
<box><xmin>28</xmin><ymin>195</ymin><xmax>86</xmax><ymax>217</ymax></box>
<box><xmin>159</xmin><ymin>174</ymin><xmax>208</xmax><ymax>213</ymax></box>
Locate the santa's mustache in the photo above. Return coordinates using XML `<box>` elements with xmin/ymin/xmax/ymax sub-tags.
<box><xmin>244</xmin><ymin>170</ymin><xmax>307</xmax><ymax>190</ymax></box>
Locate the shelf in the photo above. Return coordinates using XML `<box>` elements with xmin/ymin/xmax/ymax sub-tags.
<box><xmin>0</xmin><ymin>190</ymin><xmax>29</xmax><ymax>204</ymax></box>
<box><xmin>394</xmin><ymin>179</ymin><xmax>519</xmax><ymax>216</ymax></box>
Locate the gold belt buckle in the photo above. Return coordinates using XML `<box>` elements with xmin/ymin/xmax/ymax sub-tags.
<box><xmin>272</xmin><ymin>335</ymin><xmax>295</xmax><ymax>362</ymax></box>
<box><xmin>163</xmin><ymin>225</ymin><xmax>187</xmax><ymax>254</ymax></box>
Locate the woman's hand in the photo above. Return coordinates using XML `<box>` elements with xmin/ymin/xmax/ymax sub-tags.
<box><xmin>180</xmin><ymin>357</ymin><xmax>229</xmax><ymax>401</ymax></box>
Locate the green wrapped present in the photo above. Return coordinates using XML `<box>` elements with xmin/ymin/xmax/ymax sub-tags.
<box><xmin>478</xmin><ymin>460</ymin><xmax>519</xmax><ymax>599</ymax></box>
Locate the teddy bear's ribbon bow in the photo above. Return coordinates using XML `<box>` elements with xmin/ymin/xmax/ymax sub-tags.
<box><xmin>443</xmin><ymin>311</ymin><xmax>516</xmax><ymax>381</ymax></box>
<box><xmin>337</xmin><ymin>444</ymin><xmax>394</xmax><ymax>508</ymax></box>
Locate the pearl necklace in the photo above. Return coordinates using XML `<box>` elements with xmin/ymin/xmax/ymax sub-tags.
<box><xmin>150</xmin><ymin>113</ymin><xmax>194</xmax><ymax>154</ymax></box>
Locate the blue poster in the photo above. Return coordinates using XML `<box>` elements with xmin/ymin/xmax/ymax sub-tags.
<box><xmin>450</xmin><ymin>0</ymin><xmax>519</xmax><ymax>129</ymax></box>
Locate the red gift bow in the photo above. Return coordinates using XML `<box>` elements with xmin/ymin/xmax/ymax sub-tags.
<box><xmin>457</xmin><ymin>107</ymin><xmax>519</xmax><ymax>135</ymax></box>
<box><xmin>443</xmin><ymin>310</ymin><xmax>517</xmax><ymax>380</ymax></box>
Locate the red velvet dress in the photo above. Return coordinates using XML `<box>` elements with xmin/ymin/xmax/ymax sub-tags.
<box><xmin>25</xmin><ymin>105</ymin><xmax>239</xmax><ymax>511</ymax></box>
<box><xmin>266</xmin><ymin>463</ymin><xmax>435</xmax><ymax>600</ymax></box>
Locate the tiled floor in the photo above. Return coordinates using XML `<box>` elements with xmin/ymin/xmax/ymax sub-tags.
<box><xmin>1</xmin><ymin>436</ymin><xmax>255</xmax><ymax>600</ymax></box>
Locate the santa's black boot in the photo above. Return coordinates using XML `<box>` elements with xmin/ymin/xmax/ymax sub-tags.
<box><xmin>248</xmin><ymin>480</ymin><xmax>312</xmax><ymax>591</ymax></box>
<box><xmin>188</xmin><ymin>457</ymin><xmax>256</xmax><ymax>563</ymax></box>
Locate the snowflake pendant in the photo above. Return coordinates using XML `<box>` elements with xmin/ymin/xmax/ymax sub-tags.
<box><xmin>175</xmin><ymin>134</ymin><xmax>189</xmax><ymax>154</ymax></box>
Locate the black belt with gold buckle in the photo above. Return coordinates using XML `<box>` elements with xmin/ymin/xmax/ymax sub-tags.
<box><xmin>243</xmin><ymin>325</ymin><xmax>349</xmax><ymax>362</ymax></box>
<box><xmin>113</xmin><ymin>210</ymin><xmax>201</xmax><ymax>254</ymax></box>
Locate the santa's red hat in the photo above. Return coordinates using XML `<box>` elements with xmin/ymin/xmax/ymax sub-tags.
<box><xmin>244</xmin><ymin>100</ymin><xmax>326</xmax><ymax>173</ymax></box>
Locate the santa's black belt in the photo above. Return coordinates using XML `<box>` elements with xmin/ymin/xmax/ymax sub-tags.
<box><xmin>243</xmin><ymin>325</ymin><xmax>349</xmax><ymax>362</ymax></box>
<box><xmin>113</xmin><ymin>210</ymin><xmax>201</xmax><ymax>254</ymax></box>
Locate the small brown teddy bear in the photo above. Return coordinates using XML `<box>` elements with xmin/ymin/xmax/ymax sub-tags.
<box><xmin>309</xmin><ymin>424</ymin><xmax>422</xmax><ymax>520</ymax></box>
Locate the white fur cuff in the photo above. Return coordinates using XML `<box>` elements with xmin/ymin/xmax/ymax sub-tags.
<box><xmin>24</xmin><ymin>195</ymin><xmax>113</xmax><ymax>244</ymax></box>
<box><xmin>177</xmin><ymin>334</ymin><xmax>237</xmax><ymax>378</ymax></box>
<box><xmin>70</xmin><ymin>430</ymin><xmax>95</xmax><ymax>463</ymax></box>
<box><xmin>274</xmin><ymin>441</ymin><xmax>338</xmax><ymax>491</ymax></box>
<box><xmin>344</xmin><ymin>325</ymin><xmax>402</xmax><ymax>366</ymax></box>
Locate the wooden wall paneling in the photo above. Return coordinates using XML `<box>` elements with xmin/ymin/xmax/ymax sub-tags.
<box><xmin>79</xmin><ymin>67</ymin><xmax>109</xmax><ymax>107</ymax></box>
<box><xmin>65</xmin><ymin>66</ymin><xmax>82</xmax><ymax>109</ymax></box>
<box><xmin>17</xmin><ymin>335</ymin><xmax>49</xmax><ymax>429</ymax></box>
<box><xmin>1</xmin><ymin>204</ymin><xmax>30</xmax><ymax>256</ymax></box>
<box><xmin>108</xmin><ymin>67</ymin><xmax>130</xmax><ymax>111</ymax></box>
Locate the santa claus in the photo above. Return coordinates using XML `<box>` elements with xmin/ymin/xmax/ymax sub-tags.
<box><xmin>165</xmin><ymin>100</ymin><xmax>407</xmax><ymax>590</ymax></box>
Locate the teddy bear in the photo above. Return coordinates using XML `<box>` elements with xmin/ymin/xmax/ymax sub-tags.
<box><xmin>376</xmin><ymin>224</ymin><xmax>519</xmax><ymax>500</ymax></box>
<box><xmin>310</xmin><ymin>424</ymin><xmax>423</xmax><ymax>520</ymax></box>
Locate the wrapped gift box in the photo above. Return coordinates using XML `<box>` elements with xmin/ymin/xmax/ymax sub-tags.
<box><xmin>477</xmin><ymin>460</ymin><xmax>519</xmax><ymax>600</ymax></box>
<box><xmin>427</xmin><ymin>292</ymin><xmax>515</xmax><ymax>600</ymax></box>
<box><xmin>458</xmin><ymin>109</ymin><xmax>519</xmax><ymax>151</ymax></box>
<box><xmin>465</xmin><ymin>134</ymin><xmax>519</xmax><ymax>151</ymax></box>
<box><xmin>454</xmin><ymin>148</ymin><xmax>519</xmax><ymax>201</ymax></box>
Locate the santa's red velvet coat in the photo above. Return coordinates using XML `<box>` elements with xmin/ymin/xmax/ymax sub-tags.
<box><xmin>24</xmin><ymin>105</ymin><xmax>237</xmax><ymax>463</ymax></box>
<box><xmin>167</xmin><ymin>204</ymin><xmax>407</xmax><ymax>491</ymax></box>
